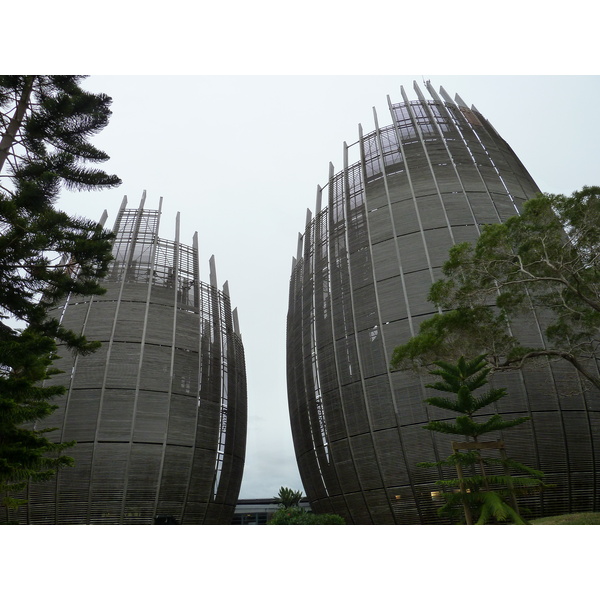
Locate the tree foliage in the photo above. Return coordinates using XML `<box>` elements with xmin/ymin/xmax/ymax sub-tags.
<box><xmin>419</xmin><ymin>356</ymin><xmax>547</xmax><ymax>525</ymax></box>
<box><xmin>268</xmin><ymin>507</ymin><xmax>345</xmax><ymax>525</ymax></box>
<box><xmin>0</xmin><ymin>75</ymin><xmax>120</xmax><ymax>346</ymax></box>
<box><xmin>274</xmin><ymin>486</ymin><xmax>303</xmax><ymax>508</ymax></box>
<box><xmin>270</xmin><ymin>486</ymin><xmax>346</xmax><ymax>523</ymax></box>
<box><xmin>0</xmin><ymin>76</ymin><xmax>120</xmax><ymax>516</ymax></box>
<box><xmin>0</xmin><ymin>329</ymin><xmax>74</xmax><ymax>522</ymax></box>
<box><xmin>391</xmin><ymin>187</ymin><xmax>600</xmax><ymax>390</ymax></box>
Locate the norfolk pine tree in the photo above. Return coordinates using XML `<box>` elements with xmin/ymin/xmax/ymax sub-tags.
<box><xmin>419</xmin><ymin>355</ymin><xmax>547</xmax><ymax>525</ymax></box>
<box><xmin>0</xmin><ymin>329</ymin><xmax>73</xmax><ymax>522</ymax></box>
<box><xmin>0</xmin><ymin>76</ymin><xmax>121</xmax><ymax>517</ymax></box>
<box><xmin>390</xmin><ymin>187</ymin><xmax>600</xmax><ymax>391</ymax></box>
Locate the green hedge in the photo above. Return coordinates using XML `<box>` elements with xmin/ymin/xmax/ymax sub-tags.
<box><xmin>268</xmin><ymin>507</ymin><xmax>345</xmax><ymax>525</ymax></box>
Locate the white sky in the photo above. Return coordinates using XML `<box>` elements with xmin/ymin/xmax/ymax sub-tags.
<box><xmin>54</xmin><ymin>75</ymin><xmax>600</xmax><ymax>500</ymax></box>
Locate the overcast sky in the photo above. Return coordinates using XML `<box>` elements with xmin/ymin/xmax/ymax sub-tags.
<box><xmin>53</xmin><ymin>75</ymin><xmax>600</xmax><ymax>499</ymax></box>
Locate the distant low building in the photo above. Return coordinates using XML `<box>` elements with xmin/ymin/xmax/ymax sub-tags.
<box><xmin>232</xmin><ymin>498</ymin><xmax>311</xmax><ymax>524</ymax></box>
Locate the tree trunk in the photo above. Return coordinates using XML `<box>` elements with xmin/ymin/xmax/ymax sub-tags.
<box><xmin>0</xmin><ymin>76</ymin><xmax>35</xmax><ymax>174</ymax></box>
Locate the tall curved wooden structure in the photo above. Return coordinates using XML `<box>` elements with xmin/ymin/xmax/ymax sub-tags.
<box><xmin>286</xmin><ymin>82</ymin><xmax>600</xmax><ymax>524</ymax></box>
<box><xmin>21</xmin><ymin>193</ymin><xmax>247</xmax><ymax>524</ymax></box>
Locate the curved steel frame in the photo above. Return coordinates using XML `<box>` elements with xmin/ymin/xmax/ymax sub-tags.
<box><xmin>287</xmin><ymin>82</ymin><xmax>600</xmax><ymax>524</ymax></box>
<box><xmin>22</xmin><ymin>193</ymin><xmax>247</xmax><ymax>524</ymax></box>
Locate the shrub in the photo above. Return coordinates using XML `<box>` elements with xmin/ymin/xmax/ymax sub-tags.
<box><xmin>268</xmin><ymin>507</ymin><xmax>345</xmax><ymax>525</ymax></box>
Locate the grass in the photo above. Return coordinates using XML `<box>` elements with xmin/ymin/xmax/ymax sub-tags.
<box><xmin>530</xmin><ymin>512</ymin><xmax>600</xmax><ymax>525</ymax></box>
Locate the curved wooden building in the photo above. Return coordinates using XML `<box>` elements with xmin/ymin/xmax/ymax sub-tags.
<box><xmin>21</xmin><ymin>193</ymin><xmax>247</xmax><ymax>524</ymax></box>
<box><xmin>286</xmin><ymin>82</ymin><xmax>600</xmax><ymax>524</ymax></box>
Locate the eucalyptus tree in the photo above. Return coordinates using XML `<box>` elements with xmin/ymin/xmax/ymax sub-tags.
<box><xmin>391</xmin><ymin>187</ymin><xmax>600</xmax><ymax>391</ymax></box>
